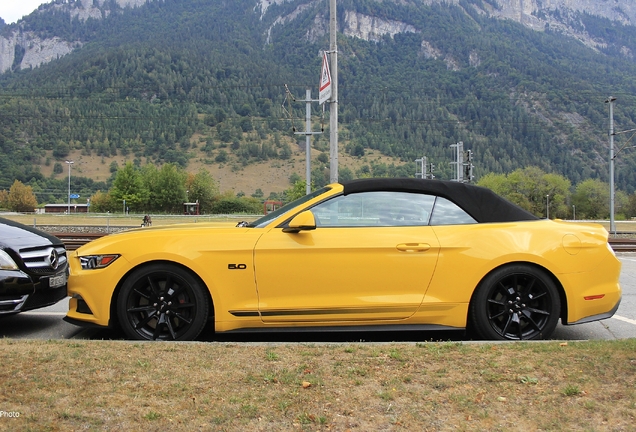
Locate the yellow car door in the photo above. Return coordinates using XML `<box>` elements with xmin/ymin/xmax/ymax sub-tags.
<box><xmin>254</xmin><ymin>191</ymin><xmax>440</xmax><ymax>324</ymax></box>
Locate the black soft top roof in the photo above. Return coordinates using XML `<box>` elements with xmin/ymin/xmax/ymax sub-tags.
<box><xmin>341</xmin><ymin>178</ymin><xmax>539</xmax><ymax>223</ymax></box>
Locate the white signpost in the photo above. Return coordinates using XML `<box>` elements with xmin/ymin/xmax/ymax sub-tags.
<box><xmin>319</xmin><ymin>51</ymin><xmax>332</xmax><ymax>105</ymax></box>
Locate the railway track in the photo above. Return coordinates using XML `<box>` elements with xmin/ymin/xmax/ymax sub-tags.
<box><xmin>607</xmin><ymin>238</ymin><xmax>636</xmax><ymax>252</ymax></box>
<box><xmin>52</xmin><ymin>233</ymin><xmax>107</xmax><ymax>251</ymax></box>
<box><xmin>52</xmin><ymin>232</ymin><xmax>636</xmax><ymax>252</ymax></box>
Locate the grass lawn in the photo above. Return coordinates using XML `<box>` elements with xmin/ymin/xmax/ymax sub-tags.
<box><xmin>0</xmin><ymin>339</ymin><xmax>634</xmax><ymax>430</ymax></box>
<box><xmin>1</xmin><ymin>213</ymin><xmax>251</xmax><ymax>229</ymax></box>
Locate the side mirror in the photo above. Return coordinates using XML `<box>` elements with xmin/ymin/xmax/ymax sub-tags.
<box><xmin>282</xmin><ymin>211</ymin><xmax>316</xmax><ymax>233</ymax></box>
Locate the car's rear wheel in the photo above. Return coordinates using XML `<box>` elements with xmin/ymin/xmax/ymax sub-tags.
<box><xmin>116</xmin><ymin>264</ymin><xmax>209</xmax><ymax>341</ymax></box>
<box><xmin>469</xmin><ymin>264</ymin><xmax>560</xmax><ymax>340</ymax></box>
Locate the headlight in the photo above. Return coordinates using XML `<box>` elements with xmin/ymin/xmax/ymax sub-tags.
<box><xmin>80</xmin><ymin>254</ymin><xmax>120</xmax><ymax>270</ymax></box>
<box><xmin>0</xmin><ymin>250</ymin><xmax>19</xmax><ymax>270</ymax></box>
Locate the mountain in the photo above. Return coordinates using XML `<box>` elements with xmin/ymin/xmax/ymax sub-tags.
<box><xmin>3</xmin><ymin>0</ymin><xmax>636</xmax><ymax>73</ymax></box>
<box><xmin>1</xmin><ymin>0</ymin><xmax>636</xmax><ymax>201</ymax></box>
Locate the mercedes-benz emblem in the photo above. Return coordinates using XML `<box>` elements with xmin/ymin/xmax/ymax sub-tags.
<box><xmin>47</xmin><ymin>249</ymin><xmax>59</xmax><ymax>271</ymax></box>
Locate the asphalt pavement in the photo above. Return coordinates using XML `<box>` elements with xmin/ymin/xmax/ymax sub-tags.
<box><xmin>2</xmin><ymin>255</ymin><xmax>635</xmax><ymax>342</ymax></box>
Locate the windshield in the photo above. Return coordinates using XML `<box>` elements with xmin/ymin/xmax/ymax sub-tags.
<box><xmin>247</xmin><ymin>187</ymin><xmax>332</xmax><ymax>228</ymax></box>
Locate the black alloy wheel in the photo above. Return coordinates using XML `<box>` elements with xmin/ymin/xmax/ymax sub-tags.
<box><xmin>469</xmin><ymin>265</ymin><xmax>561</xmax><ymax>340</ymax></box>
<box><xmin>117</xmin><ymin>264</ymin><xmax>209</xmax><ymax>341</ymax></box>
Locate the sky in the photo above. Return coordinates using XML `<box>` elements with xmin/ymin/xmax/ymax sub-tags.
<box><xmin>0</xmin><ymin>0</ymin><xmax>50</xmax><ymax>24</ymax></box>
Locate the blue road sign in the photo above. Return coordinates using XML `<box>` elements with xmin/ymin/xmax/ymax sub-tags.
<box><xmin>70</xmin><ymin>194</ymin><xmax>80</xmax><ymax>199</ymax></box>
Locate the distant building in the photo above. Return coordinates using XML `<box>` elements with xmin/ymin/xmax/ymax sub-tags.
<box><xmin>264</xmin><ymin>200</ymin><xmax>282</xmax><ymax>214</ymax></box>
<box><xmin>44</xmin><ymin>204</ymin><xmax>89</xmax><ymax>213</ymax></box>
<box><xmin>183</xmin><ymin>201</ymin><xmax>200</xmax><ymax>215</ymax></box>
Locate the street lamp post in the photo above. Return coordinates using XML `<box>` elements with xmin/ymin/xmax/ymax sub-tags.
<box><xmin>65</xmin><ymin>160</ymin><xmax>74</xmax><ymax>214</ymax></box>
<box><xmin>546</xmin><ymin>194</ymin><xmax>550</xmax><ymax>219</ymax></box>
<box><xmin>572</xmin><ymin>205</ymin><xmax>575</xmax><ymax>221</ymax></box>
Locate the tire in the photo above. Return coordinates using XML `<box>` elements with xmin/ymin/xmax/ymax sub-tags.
<box><xmin>116</xmin><ymin>264</ymin><xmax>209</xmax><ymax>341</ymax></box>
<box><xmin>469</xmin><ymin>264</ymin><xmax>561</xmax><ymax>340</ymax></box>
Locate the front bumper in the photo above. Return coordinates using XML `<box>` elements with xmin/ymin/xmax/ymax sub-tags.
<box><xmin>0</xmin><ymin>266</ymin><xmax>68</xmax><ymax>314</ymax></box>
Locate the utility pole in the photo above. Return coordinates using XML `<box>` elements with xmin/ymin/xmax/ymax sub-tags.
<box><xmin>415</xmin><ymin>157</ymin><xmax>427</xmax><ymax>179</ymax></box>
<box><xmin>415</xmin><ymin>157</ymin><xmax>435</xmax><ymax>179</ymax></box>
<box><xmin>294</xmin><ymin>88</ymin><xmax>323</xmax><ymax>194</ymax></box>
<box><xmin>450</xmin><ymin>142</ymin><xmax>464</xmax><ymax>182</ymax></box>
<box><xmin>65</xmin><ymin>160</ymin><xmax>73</xmax><ymax>214</ymax></box>
<box><xmin>450</xmin><ymin>143</ymin><xmax>476</xmax><ymax>183</ymax></box>
<box><xmin>606</xmin><ymin>96</ymin><xmax>616</xmax><ymax>235</ymax></box>
<box><xmin>464</xmin><ymin>149</ymin><xmax>474</xmax><ymax>183</ymax></box>
<box><xmin>329</xmin><ymin>0</ymin><xmax>338</xmax><ymax>183</ymax></box>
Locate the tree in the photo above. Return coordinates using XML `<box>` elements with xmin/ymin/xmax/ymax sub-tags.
<box><xmin>110</xmin><ymin>162</ymin><xmax>148</xmax><ymax>212</ymax></box>
<box><xmin>288</xmin><ymin>172</ymin><xmax>302</xmax><ymax>185</ymax></box>
<box><xmin>316</xmin><ymin>153</ymin><xmax>329</xmax><ymax>164</ymax></box>
<box><xmin>283</xmin><ymin>180</ymin><xmax>310</xmax><ymax>203</ymax></box>
<box><xmin>7</xmin><ymin>180</ymin><xmax>38</xmax><ymax>212</ymax></box>
<box><xmin>149</xmin><ymin>164</ymin><xmax>187</xmax><ymax>213</ymax></box>
<box><xmin>625</xmin><ymin>192</ymin><xmax>636</xmax><ymax>219</ymax></box>
<box><xmin>0</xmin><ymin>189</ymin><xmax>8</xmax><ymax>209</ymax></box>
<box><xmin>185</xmin><ymin>169</ymin><xmax>219</xmax><ymax>213</ymax></box>
<box><xmin>210</xmin><ymin>191</ymin><xmax>262</xmax><ymax>214</ymax></box>
<box><xmin>279</xmin><ymin>143</ymin><xmax>292</xmax><ymax>160</ymax></box>
<box><xmin>572</xmin><ymin>179</ymin><xmax>609</xmax><ymax>219</ymax></box>
<box><xmin>109</xmin><ymin>161</ymin><xmax>119</xmax><ymax>173</ymax></box>
<box><xmin>53</xmin><ymin>141</ymin><xmax>70</xmax><ymax>159</ymax></box>
<box><xmin>89</xmin><ymin>190</ymin><xmax>115</xmax><ymax>212</ymax></box>
<box><xmin>478</xmin><ymin>167</ymin><xmax>571</xmax><ymax>218</ymax></box>
<box><xmin>215</xmin><ymin>149</ymin><xmax>228</xmax><ymax>163</ymax></box>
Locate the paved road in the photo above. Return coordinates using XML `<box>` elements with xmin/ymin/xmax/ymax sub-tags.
<box><xmin>2</xmin><ymin>255</ymin><xmax>635</xmax><ymax>342</ymax></box>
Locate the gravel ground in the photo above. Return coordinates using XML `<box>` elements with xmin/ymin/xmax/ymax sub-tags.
<box><xmin>36</xmin><ymin>225</ymin><xmax>135</xmax><ymax>234</ymax></box>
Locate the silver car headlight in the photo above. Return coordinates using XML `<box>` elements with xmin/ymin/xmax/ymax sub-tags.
<box><xmin>80</xmin><ymin>254</ymin><xmax>120</xmax><ymax>270</ymax></box>
<box><xmin>0</xmin><ymin>250</ymin><xmax>19</xmax><ymax>270</ymax></box>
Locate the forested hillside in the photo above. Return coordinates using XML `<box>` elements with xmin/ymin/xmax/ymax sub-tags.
<box><xmin>1</xmin><ymin>0</ymin><xmax>636</xmax><ymax>203</ymax></box>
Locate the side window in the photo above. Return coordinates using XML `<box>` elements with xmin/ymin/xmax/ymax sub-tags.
<box><xmin>430</xmin><ymin>197</ymin><xmax>477</xmax><ymax>226</ymax></box>
<box><xmin>310</xmin><ymin>192</ymin><xmax>435</xmax><ymax>227</ymax></box>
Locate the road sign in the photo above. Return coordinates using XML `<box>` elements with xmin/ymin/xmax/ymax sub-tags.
<box><xmin>70</xmin><ymin>194</ymin><xmax>80</xmax><ymax>199</ymax></box>
<box><xmin>319</xmin><ymin>51</ymin><xmax>332</xmax><ymax>105</ymax></box>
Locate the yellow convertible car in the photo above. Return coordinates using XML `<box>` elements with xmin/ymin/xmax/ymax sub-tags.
<box><xmin>65</xmin><ymin>178</ymin><xmax>622</xmax><ymax>341</ymax></box>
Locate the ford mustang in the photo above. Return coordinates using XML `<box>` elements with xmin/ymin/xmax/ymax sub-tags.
<box><xmin>64</xmin><ymin>178</ymin><xmax>622</xmax><ymax>341</ymax></box>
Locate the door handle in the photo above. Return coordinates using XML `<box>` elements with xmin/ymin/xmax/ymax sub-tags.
<box><xmin>396</xmin><ymin>243</ymin><xmax>430</xmax><ymax>252</ymax></box>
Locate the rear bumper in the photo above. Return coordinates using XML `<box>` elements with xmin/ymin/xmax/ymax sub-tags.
<box><xmin>561</xmin><ymin>252</ymin><xmax>622</xmax><ymax>325</ymax></box>
<box><xmin>566</xmin><ymin>295</ymin><xmax>621</xmax><ymax>325</ymax></box>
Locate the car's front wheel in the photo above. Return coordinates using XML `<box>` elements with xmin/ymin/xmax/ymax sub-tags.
<box><xmin>469</xmin><ymin>264</ymin><xmax>561</xmax><ymax>340</ymax></box>
<box><xmin>116</xmin><ymin>264</ymin><xmax>209</xmax><ymax>341</ymax></box>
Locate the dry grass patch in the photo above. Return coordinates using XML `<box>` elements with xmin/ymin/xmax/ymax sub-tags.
<box><xmin>0</xmin><ymin>339</ymin><xmax>634</xmax><ymax>430</ymax></box>
<box><xmin>3</xmin><ymin>214</ymin><xmax>245</xmax><ymax>229</ymax></box>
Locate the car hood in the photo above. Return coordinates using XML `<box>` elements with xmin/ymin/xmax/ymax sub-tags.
<box><xmin>74</xmin><ymin>222</ymin><xmax>250</xmax><ymax>255</ymax></box>
<box><xmin>0</xmin><ymin>217</ymin><xmax>61</xmax><ymax>250</ymax></box>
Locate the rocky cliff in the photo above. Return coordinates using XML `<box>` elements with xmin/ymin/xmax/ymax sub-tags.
<box><xmin>2</xmin><ymin>0</ymin><xmax>636</xmax><ymax>74</ymax></box>
<box><xmin>0</xmin><ymin>0</ymin><xmax>146</xmax><ymax>73</ymax></box>
<box><xmin>480</xmin><ymin>0</ymin><xmax>636</xmax><ymax>51</ymax></box>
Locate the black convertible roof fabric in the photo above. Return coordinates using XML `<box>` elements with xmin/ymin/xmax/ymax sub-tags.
<box><xmin>341</xmin><ymin>178</ymin><xmax>539</xmax><ymax>223</ymax></box>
